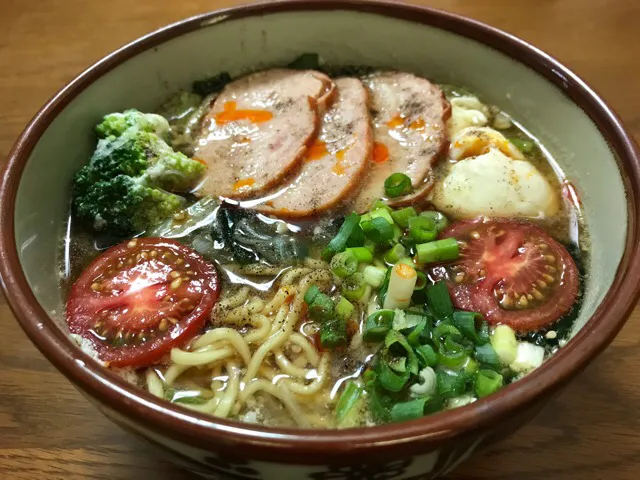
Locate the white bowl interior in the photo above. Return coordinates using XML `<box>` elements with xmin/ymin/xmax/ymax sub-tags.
<box><xmin>14</xmin><ymin>10</ymin><xmax>626</xmax><ymax>339</ymax></box>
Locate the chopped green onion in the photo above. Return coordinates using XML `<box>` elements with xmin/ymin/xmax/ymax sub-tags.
<box><xmin>363</xmin><ymin>265</ymin><xmax>386</xmax><ymax>287</ymax></box>
<box><xmin>335</xmin><ymin>381</ymin><xmax>363</xmax><ymax>425</ymax></box>
<box><xmin>420</xmin><ymin>211</ymin><xmax>449</xmax><ymax>232</ymax></box>
<box><xmin>406</xmin><ymin>318</ymin><xmax>427</xmax><ymax>346</ymax></box>
<box><xmin>372</xmin><ymin>199</ymin><xmax>393</xmax><ymax>213</ymax></box>
<box><xmin>463</xmin><ymin>357</ymin><xmax>479</xmax><ymax>377</ymax></box>
<box><xmin>451</xmin><ymin>311</ymin><xmax>489</xmax><ymax>345</ymax></box>
<box><xmin>335</xmin><ymin>296</ymin><xmax>355</xmax><ymax>321</ymax></box>
<box><xmin>415</xmin><ymin>344</ymin><xmax>437</xmax><ymax>367</ymax></box>
<box><xmin>377</xmin><ymin>267</ymin><xmax>393</xmax><ymax>307</ymax></box>
<box><xmin>475</xmin><ymin>343</ymin><xmax>501</xmax><ymax>369</ymax></box>
<box><xmin>474</xmin><ymin>369</ymin><xmax>504</xmax><ymax>398</ymax></box>
<box><xmin>346</xmin><ymin>224</ymin><xmax>365</xmax><ymax>247</ymax></box>
<box><xmin>360</xmin><ymin>208</ymin><xmax>395</xmax><ymax>226</ymax></box>
<box><xmin>320</xmin><ymin>317</ymin><xmax>348</xmax><ymax>349</ymax></box>
<box><xmin>341</xmin><ymin>272</ymin><xmax>366</xmax><ymax>301</ymax></box>
<box><xmin>408</xmin><ymin>216</ymin><xmax>438</xmax><ymax>243</ymax></box>
<box><xmin>509</xmin><ymin>138</ymin><xmax>535</xmax><ymax>154</ymax></box>
<box><xmin>330</xmin><ymin>250</ymin><xmax>358</xmax><ymax>278</ymax></box>
<box><xmin>426</xmin><ymin>281</ymin><xmax>454</xmax><ymax>318</ymax></box>
<box><xmin>307</xmin><ymin>293</ymin><xmax>334</xmax><ymax>322</ymax></box>
<box><xmin>385</xmin><ymin>330</ymin><xmax>419</xmax><ymax>376</ymax></box>
<box><xmin>376</xmin><ymin>358</ymin><xmax>410</xmax><ymax>392</ymax></box>
<box><xmin>390</xmin><ymin>397</ymin><xmax>429</xmax><ymax>422</ymax></box>
<box><xmin>392</xmin><ymin>224</ymin><xmax>403</xmax><ymax>243</ymax></box>
<box><xmin>304</xmin><ymin>285</ymin><xmax>320</xmax><ymax>305</ymax></box>
<box><xmin>390</xmin><ymin>207</ymin><xmax>417</xmax><ymax>228</ymax></box>
<box><xmin>436</xmin><ymin>369</ymin><xmax>466</xmax><ymax>398</ymax></box>
<box><xmin>361</xmin><ymin>217</ymin><xmax>394</xmax><ymax>243</ymax></box>
<box><xmin>415</xmin><ymin>238</ymin><xmax>459</xmax><ymax>264</ymax></box>
<box><xmin>323</xmin><ymin>212</ymin><xmax>360</xmax><ymax>260</ymax></box>
<box><xmin>345</xmin><ymin>247</ymin><xmax>373</xmax><ymax>263</ymax></box>
<box><xmin>490</xmin><ymin>325</ymin><xmax>519</xmax><ymax>365</ymax></box>
<box><xmin>414</xmin><ymin>271</ymin><xmax>427</xmax><ymax>291</ymax></box>
<box><xmin>384</xmin><ymin>173</ymin><xmax>413</xmax><ymax>198</ymax></box>
<box><xmin>383</xmin><ymin>244</ymin><xmax>406</xmax><ymax>265</ymax></box>
<box><xmin>363</xmin><ymin>309</ymin><xmax>395</xmax><ymax>342</ymax></box>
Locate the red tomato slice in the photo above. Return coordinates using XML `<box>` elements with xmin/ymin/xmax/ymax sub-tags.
<box><xmin>66</xmin><ymin>238</ymin><xmax>219</xmax><ymax>367</ymax></box>
<box><xmin>430</xmin><ymin>219</ymin><xmax>579</xmax><ymax>332</ymax></box>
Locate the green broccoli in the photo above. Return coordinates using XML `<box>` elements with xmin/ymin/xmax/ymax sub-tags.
<box><xmin>72</xmin><ymin>112</ymin><xmax>206</xmax><ymax>236</ymax></box>
<box><xmin>94</xmin><ymin>109</ymin><xmax>171</xmax><ymax>140</ymax></box>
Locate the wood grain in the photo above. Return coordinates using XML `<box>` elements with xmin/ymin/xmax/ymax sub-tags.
<box><xmin>1</xmin><ymin>1</ymin><xmax>639</xmax><ymax>479</ymax></box>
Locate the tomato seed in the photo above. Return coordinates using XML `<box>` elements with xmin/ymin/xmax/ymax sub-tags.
<box><xmin>91</xmin><ymin>282</ymin><xmax>101</xmax><ymax>291</ymax></box>
<box><xmin>168</xmin><ymin>317</ymin><xmax>178</xmax><ymax>324</ymax></box>
<box><xmin>150</xmin><ymin>250</ymin><xmax>158</xmax><ymax>258</ymax></box>
<box><xmin>127</xmin><ymin>239</ymin><xmax>138</xmax><ymax>248</ymax></box>
<box><xmin>170</xmin><ymin>271</ymin><xmax>181</xmax><ymax>279</ymax></box>
<box><xmin>545</xmin><ymin>265</ymin><xmax>557</xmax><ymax>274</ymax></box>
<box><xmin>543</xmin><ymin>273</ymin><xmax>555</xmax><ymax>283</ymax></box>
<box><xmin>170</xmin><ymin>278</ymin><xmax>183</xmax><ymax>290</ymax></box>
<box><xmin>544</xmin><ymin>255</ymin><xmax>556</xmax><ymax>263</ymax></box>
<box><xmin>518</xmin><ymin>295</ymin><xmax>529</xmax><ymax>308</ymax></box>
<box><xmin>537</xmin><ymin>280</ymin><xmax>548</xmax><ymax>289</ymax></box>
<box><xmin>538</xmin><ymin>243</ymin><xmax>548</xmax><ymax>250</ymax></box>
<box><xmin>546</xmin><ymin>330</ymin><xmax>557</xmax><ymax>339</ymax></box>
<box><xmin>532</xmin><ymin>288</ymin><xmax>544</xmax><ymax>300</ymax></box>
<box><xmin>158</xmin><ymin>319</ymin><xmax>169</xmax><ymax>331</ymax></box>
<box><xmin>176</xmin><ymin>258</ymin><xmax>184</xmax><ymax>265</ymax></box>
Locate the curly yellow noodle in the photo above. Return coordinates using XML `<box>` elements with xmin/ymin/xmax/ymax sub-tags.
<box><xmin>146</xmin><ymin>369</ymin><xmax>164</xmax><ymax>398</ymax></box>
<box><xmin>281</xmin><ymin>353</ymin><xmax>329</xmax><ymax>396</ymax></box>
<box><xmin>162</xmin><ymin>364</ymin><xmax>191</xmax><ymax>385</ymax></box>
<box><xmin>287</xmin><ymin>333</ymin><xmax>320</xmax><ymax>366</ymax></box>
<box><xmin>216</xmin><ymin>286</ymin><xmax>250</xmax><ymax>310</ymax></box>
<box><xmin>189</xmin><ymin>328</ymin><xmax>251</xmax><ymax>364</ymax></box>
<box><xmin>240</xmin><ymin>380</ymin><xmax>309</xmax><ymax>428</ymax></box>
<box><xmin>214</xmin><ymin>362</ymin><xmax>240</xmax><ymax>418</ymax></box>
<box><xmin>262</xmin><ymin>285</ymin><xmax>297</xmax><ymax>316</ymax></box>
<box><xmin>280</xmin><ymin>267</ymin><xmax>311</xmax><ymax>286</ymax></box>
<box><xmin>170</xmin><ymin>345</ymin><xmax>235</xmax><ymax>367</ymax></box>
<box><xmin>274</xmin><ymin>349</ymin><xmax>309</xmax><ymax>378</ymax></box>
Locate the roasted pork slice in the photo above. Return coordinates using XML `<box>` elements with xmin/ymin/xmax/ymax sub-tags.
<box><xmin>352</xmin><ymin>71</ymin><xmax>450</xmax><ymax>212</ymax></box>
<box><xmin>256</xmin><ymin>77</ymin><xmax>373</xmax><ymax>217</ymax></box>
<box><xmin>194</xmin><ymin>69</ymin><xmax>336</xmax><ymax>199</ymax></box>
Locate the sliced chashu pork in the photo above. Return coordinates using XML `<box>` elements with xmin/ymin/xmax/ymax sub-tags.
<box><xmin>352</xmin><ymin>72</ymin><xmax>450</xmax><ymax>213</ymax></box>
<box><xmin>256</xmin><ymin>78</ymin><xmax>373</xmax><ymax>217</ymax></box>
<box><xmin>194</xmin><ymin>69</ymin><xmax>336</xmax><ymax>199</ymax></box>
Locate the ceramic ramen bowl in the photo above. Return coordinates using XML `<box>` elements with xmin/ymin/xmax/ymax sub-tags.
<box><xmin>1</xmin><ymin>1</ymin><xmax>640</xmax><ymax>479</ymax></box>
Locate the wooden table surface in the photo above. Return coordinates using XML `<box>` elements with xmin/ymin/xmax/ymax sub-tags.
<box><xmin>1</xmin><ymin>0</ymin><xmax>640</xmax><ymax>479</ymax></box>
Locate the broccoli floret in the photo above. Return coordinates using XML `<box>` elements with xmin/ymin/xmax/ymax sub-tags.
<box><xmin>73</xmin><ymin>113</ymin><xmax>206</xmax><ymax>236</ymax></box>
<box><xmin>94</xmin><ymin>109</ymin><xmax>170</xmax><ymax>140</ymax></box>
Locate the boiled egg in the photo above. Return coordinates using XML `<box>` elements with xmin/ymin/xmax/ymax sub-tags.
<box><xmin>447</xmin><ymin>96</ymin><xmax>490</xmax><ymax>138</ymax></box>
<box><xmin>450</xmin><ymin>126</ymin><xmax>524</xmax><ymax>161</ymax></box>
<box><xmin>431</xmin><ymin>148</ymin><xmax>559</xmax><ymax>219</ymax></box>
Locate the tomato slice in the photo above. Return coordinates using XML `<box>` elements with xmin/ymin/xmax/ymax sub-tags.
<box><xmin>430</xmin><ymin>219</ymin><xmax>579</xmax><ymax>332</ymax></box>
<box><xmin>66</xmin><ymin>238</ymin><xmax>219</xmax><ymax>367</ymax></box>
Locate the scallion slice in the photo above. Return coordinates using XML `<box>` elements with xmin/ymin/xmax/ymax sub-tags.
<box><xmin>408</xmin><ymin>216</ymin><xmax>438</xmax><ymax>243</ymax></box>
<box><xmin>384</xmin><ymin>173</ymin><xmax>413</xmax><ymax>198</ymax></box>
<box><xmin>414</xmin><ymin>271</ymin><xmax>427</xmax><ymax>291</ymax></box>
<box><xmin>419</xmin><ymin>211</ymin><xmax>449</xmax><ymax>232</ymax></box>
<box><xmin>376</xmin><ymin>358</ymin><xmax>410</xmax><ymax>392</ymax></box>
<box><xmin>363</xmin><ymin>265</ymin><xmax>386</xmax><ymax>287</ymax></box>
<box><xmin>330</xmin><ymin>250</ymin><xmax>358</xmax><ymax>278</ymax></box>
<box><xmin>303</xmin><ymin>285</ymin><xmax>320</xmax><ymax>305</ymax></box>
<box><xmin>345</xmin><ymin>246</ymin><xmax>373</xmax><ymax>263</ymax></box>
<box><xmin>436</xmin><ymin>369</ymin><xmax>466</xmax><ymax>398</ymax></box>
<box><xmin>415</xmin><ymin>344</ymin><xmax>437</xmax><ymax>367</ymax></box>
<box><xmin>451</xmin><ymin>311</ymin><xmax>489</xmax><ymax>345</ymax></box>
<box><xmin>341</xmin><ymin>272</ymin><xmax>366</xmax><ymax>301</ymax></box>
<box><xmin>363</xmin><ymin>309</ymin><xmax>395</xmax><ymax>342</ymax></box>
<box><xmin>361</xmin><ymin>217</ymin><xmax>394</xmax><ymax>243</ymax></box>
<box><xmin>390</xmin><ymin>207</ymin><xmax>417</xmax><ymax>228</ymax></box>
<box><xmin>383</xmin><ymin>244</ymin><xmax>406</xmax><ymax>265</ymax></box>
<box><xmin>426</xmin><ymin>281</ymin><xmax>454</xmax><ymax>319</ymax></box>
<box><xmin>390</xmin><ymin>397</ymin><xmax>429</xmax><ymax>422</ymax></box>
<box><xmin>335</xmin><ymin>381</ymin><xmax>363</xmax><ymax>424</ymax></box>
<box><xmin>475</xmin><ymin>343</ymin><xmax>502</xmax><ymax>369</ymax></box>
<box><xmin>307</xmin><ymin>293</ymin><xmax>334</xmax><ymax>322</ymax></box>
<box><xmin>320</xmin><ymin>317</ymin><xmax>348</xmax><ymax>349</ymax></box>
<box><xmin>415</xmin><ymin>238</ymin><xmax>459</xmax><ymax>264</ymax></box>
<box><xmin>335</xmin><ymin>296</ymin><xmax>355</xmax><ymax>321</ymax></box>
<box><xmin>474</xmin><ymin>369</ymin><xmax>504</xmax><ymax>398</ymax></box>
<box><xmin>322</xmin><ymin>212</ymin><xmax>360</xmax><ymax>260</ymax></box>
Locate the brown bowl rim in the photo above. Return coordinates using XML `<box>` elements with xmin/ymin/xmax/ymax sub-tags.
<box><xmin>1</xmin><ymin>0</ymin><xmax>640</xmax><ymax>464</ymax></box>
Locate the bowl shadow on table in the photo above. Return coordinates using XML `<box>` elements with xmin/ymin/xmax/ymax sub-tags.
<box><xmin>449</xmin><ymin>343</ymin><xmax>640</xmax><ymax>479</ymax></box>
